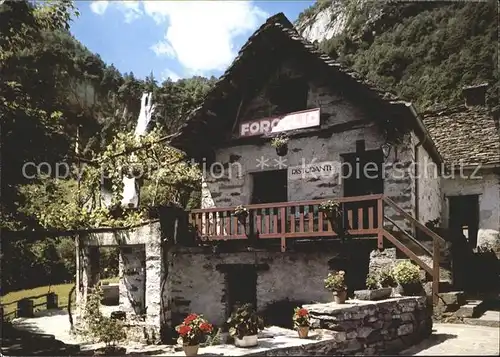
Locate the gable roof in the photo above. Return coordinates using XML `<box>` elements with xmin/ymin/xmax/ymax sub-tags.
<box><xmin>422</xmin><ymin>105</ymin><xmax>500</xmax><ymax>168</ymax></box>
<box><xmin>169</xmin><ymin>12</ymin><xmax>442</xmax><ymax>164</ymax></box>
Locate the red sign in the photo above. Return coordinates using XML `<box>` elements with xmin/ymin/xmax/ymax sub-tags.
<box><xmin>239</xmin><ymin>108</ymin><xmax>320</xmax><ymax>137</ymax></box>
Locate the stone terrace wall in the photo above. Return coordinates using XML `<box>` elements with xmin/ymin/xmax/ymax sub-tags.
<box><xmin>296</xmin><ymin>297</ymin><xmax>432</xmax><ymax>355</ymax></box>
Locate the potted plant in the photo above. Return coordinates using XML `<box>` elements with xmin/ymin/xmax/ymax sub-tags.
<box><xmin>233</xmin><ymin>205</ymin><xmax>248</xmax><ymax>226</ymax></box>
<box><xmin>227</xmin><ymin>303</ymin><xmax>264</xmax><ymax>348</ymax></box>
<box><xmin>270</xmin><ymin>134</ymin><xmax>289</xmax><ymax>156</ymax></box>
<box><xmin>176</xmin><ymin>313</ymin><xmax>213</xmax><ymax>356</ymax></box>
<box><xmin>318</xmin><ymin>200</ymin><xmax>344</xmax><ymax>235</ymax></box>
<box><xmin>292</xmin><ymin>307</ymin><xmax>310</xmax><ymax>338</ymax></box>
<box><xmin>378</xmin><ymin>267</ymin><xmax>397</xmax><ymax>289</ymax></box>
<box><xmin>324</xmin><ymin>270</ymin><xmax>348</xmax><ymax>304</ymax></box>
<box><xmin>392</xmin><ymin>260</ymin><xmax>422</xmax><ymax>296</ymax></box>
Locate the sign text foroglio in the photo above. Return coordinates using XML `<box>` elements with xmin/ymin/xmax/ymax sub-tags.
<box><xmin>239</xmin><ymin>108</ymin><xmax>320</xmax><ymax>137</ymax></box>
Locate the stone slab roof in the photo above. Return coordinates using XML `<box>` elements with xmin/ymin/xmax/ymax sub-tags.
<box><xmin>169</xmin><ymin>12</ymin><xmax>403</xmax><ymax>155</ymax></box>
<box><xmin>422</xmin><ymin>105</ymin><xmax>500</xmax><ymax>167</ymax></box>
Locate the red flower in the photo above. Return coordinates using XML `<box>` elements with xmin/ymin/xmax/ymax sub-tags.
<box><xmin>200</xmin><ymin>322</ymin><xmax>213</xmax><ymax>333</ymax></box>
<box><xmin>297</xmin><ymin>308</ymin><xmax>308</xmax><ymax>317</ymax></box>
<box><xmin>178</xmin><ymin>325</ymin><xmax>192</xmax><ymax>336</ymax></box>
<box><xmin>184</xmin><ymin>314</ymin><xmax>198</xmax><ymax>324</ymax></box>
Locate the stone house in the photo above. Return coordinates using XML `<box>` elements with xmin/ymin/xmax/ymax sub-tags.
<box><xmin>422</xmin><ymin>87</ymin><xmax>500</xmax><ymax>249</ymax></box>
<box><xmin>76</xmin><ymin>12</ymin><xmax>499</xmax><ymax>340</ymax></box>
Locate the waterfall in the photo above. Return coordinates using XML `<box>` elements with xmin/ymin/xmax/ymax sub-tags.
<box><xmin>121</xmin><ymin>92</ymin><xmax>155</xmax><ymax>208</ymax></box>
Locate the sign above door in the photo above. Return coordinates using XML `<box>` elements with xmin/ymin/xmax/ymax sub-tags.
<box><xmin>239</xmin><ymin>108</ymin><xmax>320</xmax><ymax>137</ymax></box>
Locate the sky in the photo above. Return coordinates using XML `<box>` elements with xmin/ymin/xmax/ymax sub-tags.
<box><xmin>70</xmin><ymin>1</ymin><xmax>315</xmax><ymax>82</ymax></box>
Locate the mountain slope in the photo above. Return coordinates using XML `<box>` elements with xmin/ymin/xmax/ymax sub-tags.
<box><xmin>295</xmin><ymin>0</ymin><xmax>498</xmax><ymax>111</ymax></box>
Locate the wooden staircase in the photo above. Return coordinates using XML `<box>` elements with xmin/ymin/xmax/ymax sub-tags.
<box><xmin>378</xmin><ymin>197</ymin><xmax>448</xmax><ymax>305</ymax></box>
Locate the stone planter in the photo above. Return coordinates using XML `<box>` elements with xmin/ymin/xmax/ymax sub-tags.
<box><xmin>182</xmin><ymin>344</ymin><xmax>199</xmax><ymax>356</ymax></box>
<box><xmin>297</xmin><ymin>326</ymin><xmax>309</xmax><ymax>338</ymax></box>
<box><xmin>234</xmin><ymin>335</ymin><xmax>258</xmax><ymax>347</ymax></box>
<box><xmin>333</xmin><ymin>290</ymin><xmax>347</xmax><ymax>304</ymax></box>
<box><xmin>354</xmin><ymin>288</ymin><xmax>392</xmax><ymax>301</ymax></box>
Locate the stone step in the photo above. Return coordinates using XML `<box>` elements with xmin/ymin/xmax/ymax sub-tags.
<box><xmin>463</xmin><ymin>310</ymin><xmax>500</xmax><ymax>328</ymax></box>
<box><xmin>455</xmin><ymin>299</ymin><xmax>488</xmax><ymax>318</ymax></box>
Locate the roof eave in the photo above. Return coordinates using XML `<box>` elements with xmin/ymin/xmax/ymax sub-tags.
<box><xmin>390</xmin><ymin>100</ymin><xmax>444</xmax><ymax>165</ymax></box>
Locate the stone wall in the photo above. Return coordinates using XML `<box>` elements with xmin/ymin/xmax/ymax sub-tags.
<box><xmin>300</xmin><ymin>297</ymin><xmax>432</xmax><ymax>355</ymax></box>
<box><xmin>164</xmin><ymin>242</ymin><xmax>375</xmax><ymax>328</ymax></box>
<box><xmin>119</xmin><ymin>245</ymin><xmax>146</xmax><ymax>315</ymax></box>
<box><xmin>416</xmin><ymin>141</ymin><xmax>442</xmax><ymax>225</ymax></box>
<box><xmin>79</xmin><ymin>222</ymin><xmax>165</xmax><ymax>330</ymax></box>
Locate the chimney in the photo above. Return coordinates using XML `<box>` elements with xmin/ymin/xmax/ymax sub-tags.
<box><xmin>462</xmin><ymin>83</ymin><xmax>488</xmax><ymax>107</ymax></box>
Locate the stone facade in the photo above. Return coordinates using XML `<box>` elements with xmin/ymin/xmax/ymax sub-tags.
<box><xmin>164</xmin><ymin>242</ymin><xmax>375</xmax><ymax>328</ymax></box>
<box><xmin>416</xmin><ymin>139</ymin><xmax>442</xmax><ymax>225</ymax></box>
<box><xmin>200</xmin><ymin>59</ymin><xmax>434</xmax><ymax>234</ymax></box>
<box><xmin>441</xmin><ymin>170</ymin><xmax>500</xmax><ymax>243</ymax></box>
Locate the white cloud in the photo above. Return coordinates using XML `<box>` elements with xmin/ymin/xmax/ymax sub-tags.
<box><xmin>117</xmin><ymin>1</ymin><xmax>142</xmax><ymax>23</ymax></box>
<box><xmin>89</xmin><ymin>0</ymin><xmax>268</xmax><ymax>74</ymax></box>
<box><xmin>161</xmin><ymin>69</ymin><xmax>181</xmax><ymax>82</ymax></box>
<box><xmin>89</xmin><ymin>0</ymin><xmax>109</xmax><ymax>15</ymax></box>
<box><xmin>150</xmin><ymin>41</ymin><xmax>176</xmax><ymax>58</ymax></box>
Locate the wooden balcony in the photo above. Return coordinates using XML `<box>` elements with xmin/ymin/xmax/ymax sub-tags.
<box><xmin>189</xmin><ymin>194</ymin><xmax>447</xmax><ymax>305</ymax></box>
<box><xmin>189</xmin><ymin>194</ymin><xmax>384</xmax><ymax>252</ymax></box>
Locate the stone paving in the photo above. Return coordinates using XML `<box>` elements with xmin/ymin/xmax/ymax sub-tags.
<box><xmin>399</xmin><ymin>323</ymin><xmax>500</xmax><ymax>356</ymax></box>
<box><xmin>10</xmin><ymin>310</ymin><xmax>500</xmax><ymax>356</ymax></box>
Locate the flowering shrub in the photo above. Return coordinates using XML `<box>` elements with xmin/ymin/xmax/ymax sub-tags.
<box><xmin>365</xmin><ymin>273</ymin><xmax>378</xmax><ymax>290</ymax></box>
<box><xmin>392</xmin><ymin>260</ymin><xmax>420</xmax><ymax>285</ymax></box>
<box><xmin>176</xmin><ymin>313</ymin><xmax>213</xmax><ymax>346</ymax></box>
<box><xmin>324</xmin><ymin>270</ymin><xmax>347</xmax><ymax>292</ymax></box>
<box><xmin>292</xmin><ymin>307</ymin><xmax>310</xmax><ymax>328</ymax></box>
<box><xmin>378</xmin><ymin>267</ymin><xmax>397</xmax><ymax>288</ymax></box>
<box><xmin>227</xmin><ymin>303</ymin><xmax>264</xmax><ymax>339</ymax></box>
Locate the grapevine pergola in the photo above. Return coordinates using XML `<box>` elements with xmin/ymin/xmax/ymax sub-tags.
<box><xmin>35</xmin><ymin>127</ymin><xmax>202</xmax><ymax>231</ymax></box>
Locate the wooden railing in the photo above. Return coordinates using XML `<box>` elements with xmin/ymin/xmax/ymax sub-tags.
<box><xmin>1</xmin><ymin>292</ymin><xmax>59</xmax><ymax>319</ymax></box>
<box><xmin>190</xmin><ymin>194</ymin><xmax>383</xmax><ymax>252</ymax></box>
<box><xmin>190</xmin><ymin>194</ymin><xmax>447</xmax><ymax>305</ymax></box>
<box><xmin>381</xmin><ymin>196</ymin><xmax>446</xmax><ymax>305</ymax></box>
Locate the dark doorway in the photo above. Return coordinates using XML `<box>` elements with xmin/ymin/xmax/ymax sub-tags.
<box><xmin>251</xmin><ymin>170</ymin><xmax>288</xmax><ymax>204</ymax></box>
<box><xmin>342</xmin><ymin>143</ymin><xmax>384</xmax><ymax>231</ymax></box>
<box><xmin>449</xmin><ymin>195</ymin><xmax>480</xmax><ymax>247</ymax></box>
<box><xmin>225</xmin><ymin>266</ymin><xmax>257</xmax><ymax>319</ymax></box>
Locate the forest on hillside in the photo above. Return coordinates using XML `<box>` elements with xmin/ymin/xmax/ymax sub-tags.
<box><xmin>299</xmin><ymin>0</ymin><xmax>498</xmax><ymax>111</ymax></box>
<box><xmin>0</xmin><ymin>0</ymin><xmax>214</xmax><ymax>292</ymax></box>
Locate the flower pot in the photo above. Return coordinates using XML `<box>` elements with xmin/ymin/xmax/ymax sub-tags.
<box><xmin>237</xmin><ymin>216</ymin><xmax>247</xmax><ymax>226</ymax></box>
<box><xmin>276</xmin><ymin>145</ymin><xmax>288</xmax><ymax>156</ymax></box>
<box><xmin>183</xmin><ymin>344</ymin><xmax>199</xmax><ymax>356</ymax></box>
<box><xmin>397</xmin><ymin>282</ymin><xmax>422</xmax><ymax>296</ymax></box>
<box><xmin>234</xmin><ymin>335</ymin><xmax>258</xmax><ymax>347</ymax></box>
<box><xmin>297</xmin><ymin>326</ymin><xmax>309</xmax><ymax>338</ymax></box>
<box><xmin>333</xmin><ymin>290</ymin><xmax>347</xmax><ymax>304</ymax></box>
